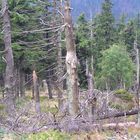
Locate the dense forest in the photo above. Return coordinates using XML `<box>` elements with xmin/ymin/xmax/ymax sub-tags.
<box><xmin>0</xmin><ymin>0</ymin><xmax>140</xmax><ymax>139</ymax></box>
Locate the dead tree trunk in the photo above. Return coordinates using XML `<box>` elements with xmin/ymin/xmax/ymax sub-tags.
<box><xmin>2</xmin><ymin>0</ymin><xmax>15</xmax><ymax>113</ymax></box>
<box><xmin>42</xmin><ymin>80</ymin><xmax>48</xmax><ymax>95</ymax></box>
<box><xmin>52</xmin><ymin>81</ymin><xmax>64</xmax><ymax>111</ymax></box>
<box><xmin>53</xmin><ymin>0</ymin><xmax>64</xmax><ymax>110</ymax></box>
<box><xmin>57</xmin><ymin>32</ymin><xmax>64</xmax><ymax>111</ymax></box>
<box><xmin>86</xmin><ymin>58</ymin><xmax>94</xmax><ymax>97</ymax></box>
<box><xmin>86</xmin><ymin>8</ymin><xmax>96</xmax><ymax>120</ymax></box>
<box><xmin>20</xmin><ymin>70</ymin><xmax>25</xmax><ymax>97</ymax></box>
<box><xmin>86</xmin><ymin>57</ymin><xmax>96</xmax><ymax>121</ymax></box>
<box><xmin>134</xmin><ymin>38</ymin><xmax>140</xmax><ymax>125</ymax></box>
<box><xmin>33</xmin><ymin>70</ymin><xmax>41</xmax><ymax>113</ymax></box>
<box><xmin>46</xmin><ymin>80</ymin><xmax>53</xmax><ymax>99</ymax></box>
<box><xmin>99</xmin><ymin>109</ymin><xmax>140</xmax><ymax>120</ymax></box>
<box><xmin>32</xmin><ymin>85</ymin><xmax>35</xmax><ymax>99</ymax></box>
<box><xmin>64</xmin><ymin>1</ymin><xmax>79</xmax><ymax>116</ymax></box>
<box><xmin>14</xmin><ymin>66</ymin><xmax>20</xmax><ymax>98</ymax></box>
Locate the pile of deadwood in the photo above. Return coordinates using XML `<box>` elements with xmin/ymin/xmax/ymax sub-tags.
<box><xmin>0</xmin><ymin>90</ymin><xmax>139</xmax><ymax>134</ymax></box>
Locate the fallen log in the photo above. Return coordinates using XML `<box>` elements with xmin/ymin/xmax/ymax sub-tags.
<box><xmin>99</xmin><ymin>109</ymin><xmax>139</xmax><ymax>120</ymax></box>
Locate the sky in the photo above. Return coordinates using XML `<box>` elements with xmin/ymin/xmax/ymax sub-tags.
<box><xmin>71</xmin><ymin>0</ymin><xmax>140</xmax><ymax>21</ymax></box>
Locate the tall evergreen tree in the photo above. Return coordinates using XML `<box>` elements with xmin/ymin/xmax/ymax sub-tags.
<box><xmin>94</xmin><ymin>0</ymin><xmax>115</xmax><ymax>50</ymax></box>
<box><xmin>75</xmin><ymin>14</ymin><xmax>90</xmax><ymax>88</ymax></box>
<box><xmin>121</xmin><ymin>21</ymin><xmax>135</xmax><ymax>52</ymax></box>
<box><xmin>92</xmin><ymin>0</ymin><xmax>115</xmax><ymax>78</ymax></box>
<box><xmin>116</xmin><ymin>14</ymin><xmax>126</xmax><ymax>44</ymax></box>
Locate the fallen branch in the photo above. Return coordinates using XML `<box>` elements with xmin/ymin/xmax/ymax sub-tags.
<box><xmin>99</xmin><ymin>109</ymin><xmax>139</xmax><ymax>120</ymax></box>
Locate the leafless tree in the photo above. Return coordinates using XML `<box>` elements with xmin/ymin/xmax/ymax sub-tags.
<box><xmin>2</xmin><ymin>0</ymin><xmax>15</xmax><ymax>114</ymax></box>
<box><xmin>64</xmin><ymin>0</ymin><xmax>79</xmax><ymax>116</ymax></box>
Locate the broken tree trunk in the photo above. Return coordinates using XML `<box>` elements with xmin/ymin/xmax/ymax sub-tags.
<box><xmin>2</xmin><ymin>0</ymin><xmax>15</xmax><ymax>114</ymax></box>
<box><xmin>33</xmin><ymin>70</ymin><xmax>41</xmax><ymax>113</ymax></box>
<box><xmin>64</xmin><ymin>1</ymin><xmax>79</xmax><ymax>116</ymax></box>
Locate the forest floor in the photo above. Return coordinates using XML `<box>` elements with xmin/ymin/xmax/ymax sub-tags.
<box><xmin>0</xmin><ymin>91</ymin><xmax>140</xmax><ymax>140</ymax></box>
<box><xmin>1</xmin><ymin>122</ymin><xmax>140</xmax><ymax>140</ymax></box>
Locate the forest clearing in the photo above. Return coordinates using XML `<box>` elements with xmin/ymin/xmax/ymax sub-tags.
<box><xmin>0</xmin><ymin>0</ymin><xmax>140</xmax><ymax>139</ymax></box>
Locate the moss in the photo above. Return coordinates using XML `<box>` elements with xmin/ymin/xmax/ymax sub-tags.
<box><xmin>0</xmin><ymin>104</ymin><xmax>5</xmax><ymax>111</ymax></box>
<box><xmin>114</xmin><ymin>89</ymin><xmax>133</xmax><ymax>101</ymax></box>
<box><xmin>41</xmin><ymin>106</ymin><xmax>58</xmax><ymax>114</ymax></box>
<box><xmin>109</xmin><ymin>103</ymin><xmax>123</xmax><ymax>110</ymax></box>
<box><xmin>40</xmin><ymin>96</ymin><xmax>49</xmax><ymax>102</ymax></box>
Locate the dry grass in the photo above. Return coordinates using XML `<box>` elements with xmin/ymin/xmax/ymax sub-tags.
<box><xmin>1</xmin><ymin>90</ymin><xmax>140</xmax><ymax>140</ymax></box>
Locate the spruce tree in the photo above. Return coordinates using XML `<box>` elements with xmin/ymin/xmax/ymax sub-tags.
<box><xmin>75</xmin><ymin>14</ymin><xmax>90</xmax><ymax>88</ymax></box>
<box><xmin>122</xmin><ymin>21</ymin><xmax>135</xmax><ymax>52</ymax></box>
<box><xmin>92</xmin><ymin>0</ymin><xmax>115</xmax><ymax>76</ymax></box>
<box><xmin>95</xmin><ymin>0</ymin><xmax>115</xmax><ymax>50</ymax></box>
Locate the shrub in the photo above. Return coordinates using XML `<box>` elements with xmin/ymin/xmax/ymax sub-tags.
<box><xmin>109</xmin><ymin>103</ymin><xmax>123</xmax><ymax>110</ymax></box>
<box><xmin>114</xmin><ymin>89</ymin><xmax>133</xmax><ymax>101</ymax></box>
<box><xmin>28</xmin><ymin>130</ymin><xmax>70</xmax><ymax>140</ymax></box>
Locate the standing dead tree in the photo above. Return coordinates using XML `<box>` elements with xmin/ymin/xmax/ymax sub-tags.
<box><xmin>2</xmin><ymin>0</ymin><xmax>15</xmax><ymax>113</ymax></box>
<box><xmin>33</xmin><ymin>70</ymin><xmax>41</xmax><ymax>113</ymax></box>
<box><xmin>134</xmin><ymin>36</ymin><xmax>140</xmax><ymax>126</ymax></box>
<box><xmin>64</xmin><ymin>0</ymin><xmax>79</xmax><ymax>116</ymax></box>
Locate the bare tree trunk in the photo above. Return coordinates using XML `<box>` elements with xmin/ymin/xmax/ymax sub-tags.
<box><xmin>99</xmin><ymin>109</ymin><xmax>140</xmax><ymax>120</ymax></box>
<box><xmin>33</xmin><ymin>70</ymin><xmax>41</xmax><ymax>113</ymax></box>
<box><xmin>134</xmin><ymin>38</ymin><xmax>140</xmax><ymax>126</ymax></box>
<box><xmin>52</xmin><ymin>81</ymin><xmax>64</xmax><ymax>111</ymax></box>
<box><xmin>64</xmin><ymin>1</ymin><xmax>79</xmax><ymax>116</ymax></box>
<box><xmin>57</xmin><ymin>30</ymin><xmax>64</xmax><ymax>110</ymax></box>
<box><xmin>15</xmin><ymin>66</ymin><xmax>20</xmax><ymax>98</ymax></box>
<box><xmin>2</xmin><ymin>0</ymin><xmax>15</xmax><ymax>113</ymax></box>
<box><xmin>32</xmin><ymin>85</ymin><xmax>35</xmax><ymax>99</ymax></box>
<box><xmin>86</xmin><ymin>58</ymin><xmax>94</xmax><ymax>97</ymax></box>
<box><xmin>86</xmin><ymin>58</ymin><xmax>96</xmax><ymax>121</ymax></box>
<box><xmin>42</xmin><ymin>80</ymin><xmax>48</xmax><ymax>95</ymax></box>
<box><xmin>53</xmin><ymin>0</ymin><xmax>64</xmax><ymax>111</ymax></box>
<box><xmin>20</xmin><ymin>70</ymin><xmax>25</xmax><ymax>97</ymax></box>
<box><xmin>86</xmin><ymin>8</ymin><xmax>96</xmax><ymax>120</ymax></box>
<box><xmin>46</xmin><ymin>80</ymin><xmax>53</xmax><ymax>99</ymax></box>
<box><xmin>57</xmin><ymin>35</ymin><xmax>64</xmax><ymax>111</ymax></box>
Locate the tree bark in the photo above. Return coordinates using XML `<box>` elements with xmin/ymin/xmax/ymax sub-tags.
<box><xmin>15</xmin><ymin>66</ymin><xmax>20</xmax><ymax>98</ymax></box>
<box><xmin>46</xmin><ymin>80</ymin><xmax>53</xmax><ymax>99</ymax></box>
<box><xmin>53</xmin><ymin>0</ymin><xmax>64</xmax><ymax>110</ymax></box>
<box><xmin>2</xmin><ymin>0</ymin><xmax>15</xmax><ymax>113</ymax></box>
<box><xmin>42</xmin><ymin>80</ymin><xmax>48</xmax><ymax>95</ymax></box>
<box><xmin>57</xmin><ymin>32</ymin><xmax>64</xmax><ymax>111</ymax></box>
<box><xmin>33</xmin><ymin>70</ymin><xmax>41</xmax><ymax>113</ymax></box>
<box><xmin>20</xmin><ymin>70</ymin><xmax>25</xmax><ymax>97</ymax></box>
<box><xmin>64</xmin><ymin>1</ymin><xmax>79</xmax><ymax>116</ymax></box>
<box><xmin>134</xmin><ymin>38</ymin><xmax>140</xmax><ymax>126</ymax></box>
<box><xmin>99</xmin><ymin>109</ymin><xmax>140</xmax><ymax>120</ymax></box>
<box><xmin>86</xmin><ymin>58</ymin><xmax>96</xmax><ymax>121</ymax></box>
<box><xmin>52</xmin><ymin>81</ymin><xmax>64</xmax><ymax>111</ymax></box>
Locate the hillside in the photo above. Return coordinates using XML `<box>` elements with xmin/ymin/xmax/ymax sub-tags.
<box><xmin>71</xmin><ymin>0</ymin><xmax>140</xmax><ymax>21</ymax></box>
